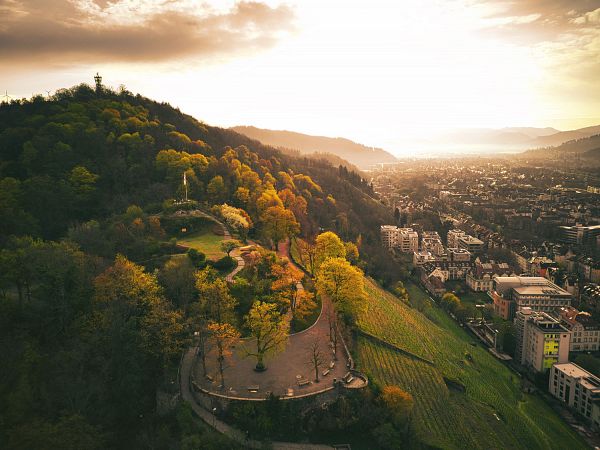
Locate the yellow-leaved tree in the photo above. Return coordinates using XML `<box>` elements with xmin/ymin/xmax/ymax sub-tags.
<box><xmin>315</xmin><ymin>256</ymin><xmax>366</xmax><ymax>358</ymax></box>
<box><xmin>314</xmin><ymin>231</ymin><xmax>345</xmax><ymax>270</ymax></box>
<box><xmin>244</xmin><ymin>301</ymin><xmax>288</xmax><ymax>371</ymax></box>
<box><xmin>316</xmin><ymin>257</ymin><xmax>366</xmax><ymax>320</ymax></box>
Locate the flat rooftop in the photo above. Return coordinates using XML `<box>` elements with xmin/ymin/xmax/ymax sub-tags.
<box><xmin>554</xmin><ymin>363</ymin><xmax>591</xmax><ymax>379</ymax></box>
<box><xmin>494</xmin><ymin>277</ymin><xmax>570</xmax><ymax>295</ymax></box>
<box><xmin>554</xmin><ymin>363</ymin><xmax>600</xmax><ymax>391</ymax></box>
<box><xmin>459</xmin><ymin>235</ymin><xmax>484</xmax><ymax>244</ymax></box>
<box><xmin>514</xmin><ymin>285</ymin><xmax>571</xmax><ymax>297</ymax></box>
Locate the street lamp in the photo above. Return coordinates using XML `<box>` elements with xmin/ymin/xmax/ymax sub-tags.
<box><xmin>212</xmin><ymin>407</ymin><xmax>217</xmax><ymax>428</ymax></box>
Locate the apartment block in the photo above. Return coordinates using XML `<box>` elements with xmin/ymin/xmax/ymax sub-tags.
<box><xmin>380</xmin><ymin>225</ymin><xmax>419</xmax><ymax>253</ymax></box>
<box><xmin>490</xmin><ymin>276</ymin><xmax>572</xmax><ymax>320</ymax></box>
<box><xmin>550</xmin><ymin>363</ymin><xmax>600</xmax><ymax>428</ymax></box>
<box><xmin>422</xmin><ymin>231</ymin><xmax>444</xmax><ymax>256</ymax></box>
<box><xmin>447</xmin><ymin>229</ymin><xmax>484</xmax><ymax>253</ymax></box>
<box><xmin>514</xmin><ymin>308</ymin><xmax>570</xmax><ymax>372</ymax></box>
<box><xmin>447</xmin><ymin>229</ymin><xmax>465</xmax><ymax>248</ymax></box>
<box><xmin>559</xmin><ymin>224</ymin><xmax>600</xmax><ymax>247</ymax></box>
<box><xmin>447</xmin><ymin>247</ymin><xmax>471</xmax><ymax>262</ymax></box>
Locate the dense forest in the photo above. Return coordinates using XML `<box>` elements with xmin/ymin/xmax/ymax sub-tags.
<box><xmin>0</xmin><ymin>83</ymin><xmax>400</xmax><ymax>449</ymax></box>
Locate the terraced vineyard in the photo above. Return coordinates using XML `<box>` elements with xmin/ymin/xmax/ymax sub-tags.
<box><xmin>356</xmin><ymin>277</ymin><xmax>587</xmax><ymax>450</ymax></box>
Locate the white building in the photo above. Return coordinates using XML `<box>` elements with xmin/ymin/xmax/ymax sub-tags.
<box><xmin>413</xmin><ymin>250</ymin><xmax>434</xmax><ymax>266</ymax></box>
<box><xmin>422</xmin><ymin>231</ymin><xmax>444</xmax><ymax>256</ymax></box>
<box><xmin>557</xmin><ymin>306</ymin><xmax>600</xmax><ymax>352</ymax></box>
<box><xmin>550</xmin><ymin>363</ymin><xmax>600</xmax><ymax>428</ymax></box>
<box><xmin>447</xmin><ymin>229</ymin><xmax>484</xmax><ymax>253</ymax></box>
<box><xmin>380</xmin><ymin>225</ymin><xmax>419</xmax><ymax>253</ymax></box>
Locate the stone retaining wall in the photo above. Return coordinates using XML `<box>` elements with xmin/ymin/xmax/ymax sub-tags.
<box><xmin>355</xmin><ymin>329</ymin><xmax>436</xmax><ymax>366</ymax></box>
<box><xmin>191</xmin><ymin>375</ymin><xmax>344</xmax><ymax>415</ymax></box>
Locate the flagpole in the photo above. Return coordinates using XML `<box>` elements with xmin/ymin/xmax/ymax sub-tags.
<box><xmin>183</xmin><ymin>172</ymin><xmax>188</xmax><ymax>202</ymax></box>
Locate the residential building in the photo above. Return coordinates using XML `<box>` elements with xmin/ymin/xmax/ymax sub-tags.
<box><xmin>490</xmin><ymin>276</ymin><xmax>572</xmax><ymax>320</ymax></box>
<box><xmin>527</xmin><ymin>256</ymin><xmax>557</xmax><ymax>277</ymax></box>
<box><xmin>447</xmin><ymin>229</ymin><xmax>484</xmax><ymax>253</ymax></box>
<box><xmin>580</xmin><ymin>284</ymin><xmax>600</xmax><ymax>313</ymax></box>
<box><xmin>420</xmin><ymin>265</ymin><xmax>446</xmax><ymax>297</ymax></box>
<box><xmin>557</xmin><ymin>306</ymin><xmax>600</xmax><ymax>352</ymax></box>
<box><xmin>413</xmin><ymin>250</ymin><xmax>434</xmax><ymax>266</ymax></box>
<box><xmin>380</xmin><ymin>225</ymin><xmax>419</xmax><ymax>253</ymax></box>
<box><xmin>559</xmin><ymin>224</ymin><xmax>600</xmax><ymax>247</ymax></box>
<box><xmin>421</xmin><ymin>231</ymin><xmax>444</xmax><ymax>256</ymax></box>
<box><xmin>447</xmin><ymin>229</ymin><xmax>466</xmax><ymax>248</ymax></box>
<box><xmin>421</xmin><ymin>261</ymin><xmax>472</xmax><ymax>281</ymax></box>
<box><xmin>466</xmin><ymin>260</ymin><xmax>513</xmax><ymax>292</ymax></box>
<box><xmin>457</xmin><ymin>234</ymin><xmax>484</xmax><ymax>253</ymax></box>
<box><xmin>514</xmin><ymin>308</ymin><xmax>570</xmax><ymax>372</ymax></box>
<box><xmin>448</xmin><ymin>248</ymin><xmax>471</xmax><ymax>262</ymax></box>
<box><xmin>550</xmin><ymin>363</ymin><xmax>600</xmax><ymax>428</ymax></box>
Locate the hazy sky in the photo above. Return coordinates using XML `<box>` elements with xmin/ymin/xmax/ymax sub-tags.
<box><xmin>2</xmin><ymin>0</ymin><xmax>600</xmax><ymax>154</ymax></box>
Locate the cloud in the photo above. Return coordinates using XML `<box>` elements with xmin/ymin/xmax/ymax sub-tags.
<box><xmin>570</xmin><ymin>7</ymin><xmax>600</xmax><ymax>25</ymax></box>
<box><xmin>470</xmin><ymin>0</ymin><xmax>600</xmax><ymax>104</ymax></box>
<box><xmin>472</xmin><ymin>0</ymin><xmax>600</xmax><ymax>42</ymax></box>
<box><xmin>0</xmin><ymin>0</ymin><xmax>295</xmax><ymax>66</ymax></box>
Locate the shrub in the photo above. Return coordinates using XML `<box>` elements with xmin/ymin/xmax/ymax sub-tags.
<box><xmin>210</xmin><ymin>256</ymin><xmax>236</xmax><ymax>272</ymax></box>
<box><xmin>187</xmin><ymin>248</ymin><xmax>206</xmax><ymax>268</ymax></box>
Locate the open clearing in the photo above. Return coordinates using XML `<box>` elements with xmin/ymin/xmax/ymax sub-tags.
<box><xmin>178</xmin><ymin>231</ymin><xmax>226</xmax><ymax>260</ymax></box>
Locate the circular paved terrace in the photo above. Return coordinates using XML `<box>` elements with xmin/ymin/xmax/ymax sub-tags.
<box><xmin>192</xmin><ymin>299</ymin><xmax>360</xmax><ymax>399</ymax></box>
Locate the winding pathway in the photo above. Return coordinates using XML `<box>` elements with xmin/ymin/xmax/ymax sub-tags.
<box><xmin>176</xmin><ymin>221</ymin><xmax>335</xmax><ymax>448</ymax></box>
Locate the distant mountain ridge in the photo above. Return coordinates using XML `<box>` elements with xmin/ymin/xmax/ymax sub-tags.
<box><xmin>522</xmin><ymin>132</ymin><xmax>600</xmax><ymax>163</ymax></box>
<box><xmin>231</xmin><ymin>126</ymin><xmax>397</xmax><ymax>169</ymax></box>
<box><xmin>532</xmin><ymin>125</ymin><xmax>600</xmax><ymax>147</ymax></box>
<box><xmin>428</xmin><ymin>124</ymin><xmax>600</xmax><ymax>152</ymax></box>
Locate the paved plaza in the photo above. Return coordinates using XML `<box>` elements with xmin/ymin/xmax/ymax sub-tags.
<box><xmin>193</xmin><ymin>298</ymin><xmax>352</xmax><ymax>399</ymax></box>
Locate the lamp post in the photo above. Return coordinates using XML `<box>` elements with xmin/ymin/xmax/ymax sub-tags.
<box><xmin>212</xmin><ymin>407</ymin><xmax>217</xmax><ymax>428</ymax></box>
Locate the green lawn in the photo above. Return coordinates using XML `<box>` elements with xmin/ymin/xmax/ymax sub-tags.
<box><xmin>177</xmin><ymin>230</ymin><xmax>226</xmax><ymax>260</ymax></box>
<box><xmin>445</xmin><ymin>280</ymin><xmax>491</xmax><ymax>307</ymax></box>
<box><xmin>355</xmin><ymin>277</ymin><xmax>587</xmax><ymax>450</ymax></box>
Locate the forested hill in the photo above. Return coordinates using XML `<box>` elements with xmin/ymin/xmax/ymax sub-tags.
<box><xmin>0</xmin><ymin>82</ymin><xmax>406</xmax><ymax>449</ymax></box>
<box><xmin>0</xmin><ymin>83</ymin><xmax>397</xmax><ymax>277</ymax></box>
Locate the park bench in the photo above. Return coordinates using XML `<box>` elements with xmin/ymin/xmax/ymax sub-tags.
<box><xmin>298</xmin><ymin>379</ymin><xmax>311</xmax><ymax>387</ymax></box>
<box><xmin>343</xmin><ymin>372</ymin><xmax>354</xmax><ymax>384</ymax></box>
<box><xmin>322</xmin><ymin>369</ymin><xmax>330</xmax><ymax>377</ymax></box>
<box><xmin>247</xmin><ymin>385</ymin><xmax>259</xmax><ymax>393</ymax></box>
<box><xmin>205</xmin><ymin>374</ymin><xmax>214</xmax><ymax>382</ymax></box>
<box><xmin>286</xmin><ymin>388</ymin><xmax>294</xmax><ymax>397</ymax></box>
<box><xmin>329</xmin><ymin>361</ymin><xmax>335</xmax><ymax>369</ymax></box>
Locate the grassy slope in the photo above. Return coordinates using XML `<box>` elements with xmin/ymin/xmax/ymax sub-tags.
<box><xmin>355</xmin><ymin>277</ymin><xmax>587</xmax><ymax>450</ymax></box>
<box><xmin>177</xmin><ymin>231</ymin><xmax>225</xmax><ymax>260</ymax></box>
